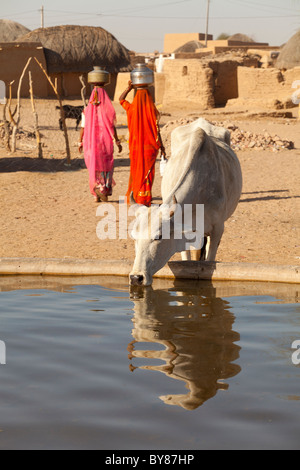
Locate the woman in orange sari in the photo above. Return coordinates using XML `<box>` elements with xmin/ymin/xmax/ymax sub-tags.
<box><xmin>119</xmin><ymin>81</ymin><xmax>165</xmax><ymax>206</ymax></box>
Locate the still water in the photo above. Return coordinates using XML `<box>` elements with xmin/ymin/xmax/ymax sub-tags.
<box><xmin>0</xmin><ymin>276</ymin><xmax>299</xmax><ymax>450</ymax></box>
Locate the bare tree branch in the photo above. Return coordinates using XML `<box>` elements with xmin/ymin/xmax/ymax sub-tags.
<box><xmin>33</xmin><ymin>56</ymin><xmax>71</xmax><ymax>164</ymax></box>
<box><xmin>12</xmin><ymin>57</ymin><xmax>32</xmax><ymax>153</ymax></box>
<box><xmin>29</xmin><ymin>71</ymin><xmax>43</xmax><ymax>159</ymax></box>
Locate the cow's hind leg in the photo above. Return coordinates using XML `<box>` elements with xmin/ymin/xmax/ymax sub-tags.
<box><xmin>207</xmin><ymin>223</ymin><xmax>224</xmax><ymax>261</ymax></box>
<box><xmin>181</xmin><ymin>249</ymin><xmax>201</xmax><ymax>261</ymax></box>
<box><xmin>200</xmin><ymin>236</ymin><xmax>208</xmax><ymax>260</ymax></box>
<box><xmin>191</xmin><ymin>249</ymin><xmax>201</xmax><ymax>261</ymax></box>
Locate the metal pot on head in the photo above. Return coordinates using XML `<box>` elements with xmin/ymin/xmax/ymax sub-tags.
<box><xmin>131</xmin><ymin>63</ymin><xmax>154</xmax><ymax>88</ymax></box>
<box><xmin>88</xmin><ymin>66</ymin><xmax>110</xmax><ymax>86</ymax></box>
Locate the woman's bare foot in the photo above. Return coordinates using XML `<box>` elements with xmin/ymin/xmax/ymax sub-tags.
<box><xmin>94</xmin><ymin>187</ymin><xmax>108</xmax><ymax>202</ymax></box>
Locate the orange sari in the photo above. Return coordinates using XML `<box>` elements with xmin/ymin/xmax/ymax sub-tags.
<box><xmin>121</xmin><ymin>89</ymin><xmax>161</xmax><ymax>206</ymax></box>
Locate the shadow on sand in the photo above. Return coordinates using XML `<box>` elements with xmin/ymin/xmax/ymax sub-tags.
<box><xmin>0</xmin><ymin>155</ymin><xmax>130</xmax><ymax>173</ymax></box>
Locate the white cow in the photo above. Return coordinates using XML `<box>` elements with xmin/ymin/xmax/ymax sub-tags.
<box><xmin>130</xmin><ymin>118</ymin><xmax>243</xmax><ymax>286</ymax></box>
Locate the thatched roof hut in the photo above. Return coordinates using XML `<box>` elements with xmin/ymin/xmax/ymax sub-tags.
<box><xmin>17</xmin><ymin>25</ymin><xmax>132</xmax><ymax>74</ymax></box>
<box><xmin>0</xmin><ymin>19</ymin><xmax>30</xmax><ymax>42</ymax></box>
<box><xmin>174</xmin><ymin>40</ymin><xmax>205</xmax><ymax>53</ymax></box>
<box><xmin>228</xmin><ymin>33</ymin><xmax>254</xmax><ymax>43</ymax></box>
<box><xmin>276</xmin><ymin>31</ymin><xmax>300</xmax><ymax>69</ymax></box>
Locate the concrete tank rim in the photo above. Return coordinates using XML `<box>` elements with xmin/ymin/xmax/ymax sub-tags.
<box><xmin>0</xmin><ymin>257</ymin><xmax>299</xmax><ymax>285</ymax></box>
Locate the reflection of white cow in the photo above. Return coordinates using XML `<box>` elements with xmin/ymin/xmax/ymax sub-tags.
<box><xmin>128</xmin><ymin>286</ymin><xmax>241</xmax><ymax>410</ymax></box>
<box><xmin>130</xmin><ymin>118</ymin><xmax>243</xmax><ymax>286</ymax></box>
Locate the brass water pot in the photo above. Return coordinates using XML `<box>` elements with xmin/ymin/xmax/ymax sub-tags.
<box><xmin>88</xmin><ymin>66</ymin><xmax>110</xmax><ymax>85</ymax></box>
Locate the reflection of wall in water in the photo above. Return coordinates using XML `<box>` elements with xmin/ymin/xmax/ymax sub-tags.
<box><xmin>129</xmin><ymin>284</ymin><xmax>241</xmax><ymax>410</ymax></box>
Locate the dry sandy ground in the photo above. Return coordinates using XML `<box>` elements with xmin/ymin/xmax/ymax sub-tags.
<box><xmin>0</xmin><ymin>98</ymin><xmax>299</xmax><ymax>268</ymax></box>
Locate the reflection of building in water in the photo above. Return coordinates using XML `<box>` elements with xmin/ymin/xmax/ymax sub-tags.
<box><xmin>128</xmin><ymin>283</ymin><xmax>241</xmax><ymax>410</ymax></box>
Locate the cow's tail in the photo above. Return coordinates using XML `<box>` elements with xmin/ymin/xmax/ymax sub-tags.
<box><xmin>164</xmin><ymin>128</ymin><xmax>207</xmax><ymax>206</ymax></box>
<box><xmin>188</xmin><ymin>127</ymin><xmax>206</xmax><ymax>158</ymax></box>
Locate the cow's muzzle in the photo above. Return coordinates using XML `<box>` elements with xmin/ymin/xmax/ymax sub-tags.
<box><xmin>130</xmin><ymin>274</ymin><xmax>144</xmax><ymax>286</ymax></box>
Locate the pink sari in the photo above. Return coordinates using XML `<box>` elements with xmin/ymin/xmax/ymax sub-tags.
<box><xmin>83</xmin><ymin>87</ymin><xmax>116</xmax><ymax>197</ymax></box>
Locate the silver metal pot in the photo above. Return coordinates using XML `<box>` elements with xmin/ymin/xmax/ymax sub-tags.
<box><xmin>88</xmin><ymin>66</ymin><xmax>110</xmax><ymax>85</ymax></box>
<box><xmin>131</xmin><ymin>63</ymin><xmax>154</xmax><ymax>88</ymax></box>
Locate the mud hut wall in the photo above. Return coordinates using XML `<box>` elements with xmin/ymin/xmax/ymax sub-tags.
<box><xmin>57</xmin><ymin>73</ymin><xmax>85</xmax><ymax>98</ymax></box>
<box><xmin>162</xmin><ymin>59</ymin><xmax>215</xmax><ymax>110</ymax></box>
<box><xmin>204</xmin><ymin>46</ymin><xmax>252</xmax><ymax>55</ymax></box>
<box><xmin>209</xmin><ymin>61</ymin><xmax>239</xmax><ymax>106</ymax></box>
<box><xmin>174</xmin><ymin>52</ymin><xmax>212</xmax><ymax>59</ymax></box>
<box><xmin>47</xmin><ymin>73</ymin><xmax>63</xmax><ymax>97</ymax></box>
<box><xmin>205</xmin><ymin>39</ymin><xmax>269</xmax><ymax>48</ymax></box>
<box><xmin>154</xmin><ymin>73</ymin><xmax>166</xmax><ymax>106</ymax></box>
<box><xmin>114</xmin><ymin>73</ymin><xmax>133</xmax><ymax>102</ymax></box>
<box><xmin>246</xmin><ymin>47</ymin><xmax>280</xmax><ymax>55</ymax></box>
<box><xmin>0</xmin><ymin>42</ymin><xmax>48</xmax><ymax>97</ymax></box>
<box><xmin>237</xmin><ymin>67</ymin><xmax>283</xmax><ymax>101</ymax></box>
<box><xmin>236</xmin><ymin>66</ymin><xmax>300</xmax><ymax>103</ymax></box>
<box><xmin>209</xmin><ymin>57</ymin><xmax>259</xmax><ymax>106</ymax></box>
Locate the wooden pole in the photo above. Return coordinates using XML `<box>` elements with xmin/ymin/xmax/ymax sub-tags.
<box><xmin>7</xmin><ymin>80</ymin><xmax>17</xmax><ymax>127</ymax></box>
<box><xmin>2</xmin><ymin>100</ymin><xmax>11</xmax><ymax>152</ymax></box>
<box><xmin>1</xmin><ymin>81</ymin><xmax>17</xmax><ymax>152</ymax></box>
<box><xmin>29</xmin><ymin>71</ymin><xmax>43</xmax><ymax>159</ymax></box>
<box><xmin>41</xmin><ymin>6</ymin><xmax>44</xmax><ymax>28</ymax></box>
<box><xmin>12</xmin><ymin>57</ymin><xmax>32</xmax><ymax>153</ymax></box>
<box><xmin>33</xmin><ymin>56</ymin><xmax>71</xmax><ymax>164</ymax></box>
<box><xmin>205</xmin><ymin>0</ymin><xmax>210</xmax><ymax>47</ymax></box>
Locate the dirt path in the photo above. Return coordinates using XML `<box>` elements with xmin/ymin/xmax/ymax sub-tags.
<box><xmin>0</xmin><ymin>99</ymin><xmax>299</xmax><ymax>267</ymax></box>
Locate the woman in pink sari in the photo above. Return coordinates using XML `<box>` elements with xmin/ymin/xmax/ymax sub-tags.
<box><xmin>79</xmin><ymin>86</ymin><xmax>122</xmax><ymax>202</ymax></box>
